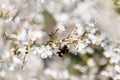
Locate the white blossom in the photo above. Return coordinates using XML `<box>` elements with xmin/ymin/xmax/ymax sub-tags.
<box><xmin>56</xmin><ymin>23</ymin><xmax>66</xmax><ymax>31</ymax></box>
<box><xmin>87</xmin><ymin>58</ymin><xmax>96</xmax><ymax>67</ymax></box>
<box><xmin>0</xmin><ymin>49</ymin><xmax>10</xmax><ymax>60</ymax></box>
<box><xmin>0</xmin><ymin>0</ymin><xmax>120</xmax><ymax>80</ymax></box>
<box><xmin>32</xmin><ymin>45</ymin><xmax>53</xmax><ymax>58</ymax></box>
<box><xmin>75</xmin><ymin>23</ymin><xmax>85</xmax><ymax>36</ymax></box>
<box><xmin>12</xmin><ymin>56</ymin><xmax>22</xmax><ymax>64</ymax></box>
<box><xmin>0</xmin><ymin>70</ymin><xmax>6</xmax><ymax>77</ymax></box>
<box><xmin>28</xmin><ymin>30</ymin><xmax>46</xmax><ymax>41</ymax></box>
<box><xmin>87</xmin><ymin>34</ymin><xmax>101</xmax><ymax>45</ymax></box>
<box><xmin>115</xmin><ymin>64</ymin><xmax>120</xmax><ymax>73</ymax></box>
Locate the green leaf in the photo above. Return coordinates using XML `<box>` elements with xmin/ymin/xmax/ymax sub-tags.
<box><xmin>48</xmin><ymin>33</ymin><xmax>57</xmax><ymax>40</ymax></box>
<box><xmin>13</xmin><ymin>49</ymin><xmax>21</xmax><ymax>55</ymax></box>
<box><xmin>42</xmin><ymin>10</ymin><xmax>56</xmax><ymax>28</ymax></box>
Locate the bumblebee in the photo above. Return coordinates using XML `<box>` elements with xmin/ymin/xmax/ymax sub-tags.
<box><xmin>57</xmin><ymin>45</ymin><xmax>69</xmax><ymax>57</ymax></box>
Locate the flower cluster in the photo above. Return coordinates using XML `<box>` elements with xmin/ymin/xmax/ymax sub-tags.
<box><xmin>0</xmin><ymin>0</ymin><xmax>120</xmax><ymax>80</ymax></box>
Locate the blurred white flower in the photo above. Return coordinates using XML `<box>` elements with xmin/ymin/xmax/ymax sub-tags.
<box><xmin>75</xmin><ymin>23</ymin><xmax>85</xmax><ymax>36</ymax></box>
<box><xmin>113</xmin><ymin>75</ymin><xmax>120</xmax><ymax>80</ymax></box>
<box><xmin>44</xmin><ymin>69</ymin><xmax>69</xmax><ymax>79</ymax></box>
<box><xmin>99</xmin><ymin>58</ymin><xmax>107</xmax><ymax>65</ymax></box>
<box><xmin>56</xmin><ymin>23</ymin><xmax>66</xmax><ymax>31</ymax></box>
<box><xmin>17</xmin><ymin>28</ymin><xmax>27</xmax><ymax>41</ymax></box>
<box><xmin>9</xmin><ymin>56</ymin><xmax>22</xmax><ymax>71</ymax></box>
<box><xmin>17</xmin><ymin>74</ymin><xmax>23</xmax><ymax>80</ymax></box>
<box><xmin>87</xmin><ymin>58</ymin><xmax>96</xmax><ymax>67</ymax></box>
<box><xmin>12</xmin><ymin>56</ymin><xmax>22</xmax><ymax>64</ymax></box>
<box><xmin>55</xmin><ymin>13</ymin><xmax>69</xmax><ymax>24</ymax></box>
<box><xmin>0</xmin><ymin>49</ymin><xmax>10</xmax><ymax>60</ymax></box>
<box><xmin>88</xmin><ymin>34</ymin><xmax>101</xmax><ymax>45</ymax></box>
<box><xmin>25</xmin><ymin>53</ymin><xmax>44</xmax><ymax>74</ymax></box>
<box><xmin>76</xmin><ymin>41</ymin><xmax>87</xmax><ymax>54</ymax></box>
<box><xmin>85</xmin><ymin>47</ymin><xmax>94</xmax><ymax>54</ymax></box>
<box><xmin>110</xmin><ymin>54</ymin><xmax>120</xmax><ymax>64</ymax></box>
<box><xmin>74</xmin><ymin>64</ymin><xmax>87</xmax><ymax>73</ymax></box>
<box><xmin>69</xmin><ymin>44</ymin><xmax>78</xmax><ymax>54</ymax></box>
<box><xmin>32</xmin><ymin>45</ymin><xmax>53</xmax><ymax>58</ymax></box>
<box><xmin>101</xmin><ymin>71</ymin><xmax>110</xmax><ymax>77</ymax></box>
<box><xmin>104</xmin><ymin>50</ymin><xmax>115</xmax><ymax>58</ymax></box>
<box><xmin>28</xmin><ymin>30</ymin><xmax>46</xmax><ymax>41</ymax></box>
<box><xmin>51</xmin><ymin>43</ymin><xmax>59</xmax><ymax>54</ymax></box>
<box><xmin>44</xmin><ymin>69</ymin><xmax>58</xmax><ymax>79</ymax></box>
<box><xmin>32</xmin><ymin>46</ymin><xmax>40</xmax><ymax>55</ymax></box>
<box><xmin>104</xmin><ymin>48</ymin><xmax>120</xmax><ymax>64</ymax></box>
<box><xmin>115</xmin><ymin>64</ymin><xmax>120</xmax><ymax>73</ymax></box>
<box><xmin>114</xmin><ymin>48</ymin><xmax>120</xmax><ymax>53</ymax></box>
<box><xmin>18</xmin><ymin>47</ymin><xmax>26</xmax><ymax>54</ymax></box>
<box><xmin>59</xmin><ymin>70</ymin><xmax>69</xmax><ymax>79</ymax></box>
<box><xmin>9</xmin><ymin>63</ymin><xmax>16</xmax><ymax>71</ymax></box>
<box><xmin>0</xmin><ymin>70</ymin><xmax>6</xmax><ymax>77</ymax></box>
<box><xmin>40</xmin><ymin>45</ymin><xmax>53</xmax><ymax>58</ymax></box>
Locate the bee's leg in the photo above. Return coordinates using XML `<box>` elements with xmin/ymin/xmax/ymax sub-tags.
<box><xmin>59</xmin><ymin>46</ymin><xmax>62</xmax><ymax>50</ymax></box>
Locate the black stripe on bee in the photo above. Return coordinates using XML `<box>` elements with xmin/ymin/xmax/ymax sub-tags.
<box><xmin>57</xmin><ymin>45</ymin><xmax>69</xmax><ymax>57</ymax></box>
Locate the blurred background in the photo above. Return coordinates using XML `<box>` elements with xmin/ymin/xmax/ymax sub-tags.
<box><xmin>0</xmin><ymin>0</ymin><xmax>120</xmax><ymax>80</ymax></box>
